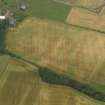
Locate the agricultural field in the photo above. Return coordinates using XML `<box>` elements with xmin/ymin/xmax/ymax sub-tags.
<box><xmin>53</xmin><ymin>0</ymin><xmax>105</xmax><ymax>10</ymax></box>
<box><xmin>0</xmin><ymin>0</ymin><xmax>70</xmax><ymax>21</ymax></box>
<box><xmin>73</xmin><ymin>0</ymin><xmax>105</xmax><ymax>9</ymax></box>
<box><xmin>27</xmin><ymin>0</ymin><xmax>70</xmax><ymax>21</ymax></box>
<box><xmin>0</xmin><ymin>55</ymin><xmax>104</xmax><ymax>105</ymax></box>
<box><xmin>66</xmin><ymin>7</ymin><xmax>105</xmax><ymax>32</ymax></box>
<box><xmin>0</xmin><ymin>55</ymin><xmax>10</xmax><ymax>75</ymax></box>
<box><xmin>5</xmin><ymin>17</ymin><xmax>105</xmax><ymax>94</ymax></box>
<box><xmin>0</xmin><ymin>0</ymin><xmax>70</xmax><ymax>51</ymax></box>
<box><xmin>39</xmin><ymin>81</ymin><xmax>104</xmax><ymax>105</ymax></box>
<box><xmin>1</xmin><ymin>0</ymin><xmax>105</xmax><ymax>104</ymax></box>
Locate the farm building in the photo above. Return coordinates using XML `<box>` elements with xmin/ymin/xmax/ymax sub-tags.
<box><xmin>0</xmin><ymin>15</ymin><xmax>6</xmax><ymax>27</ymax></box>
<box><xmin>0</xmin><ymin>16</ymin><xmax>6</xmax><ymax>20</ymax></box>
<box><xmin>18</xmin><ymin>1</ymin><xmax>28</xmax><ymax>10</ymax></box>
<box><xmin>8</xmin><ymin>17</ymin><xmax>16</xmax><ymax>27</ymax></box>
<box><xmin>0</xmin><ymin>10</ymin><xmax>17</xmax><ymax>27</ymax></box>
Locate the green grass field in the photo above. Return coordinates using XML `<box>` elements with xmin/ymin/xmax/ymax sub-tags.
<box><xmin>0</xmin><ymin>0</ymin><xmax>71</xmax><ymax>21</ymax></box>
<box><xmin>27</xmin><ymin>0</ymin><xmax>70</xmax><ymax>21</ymax></box>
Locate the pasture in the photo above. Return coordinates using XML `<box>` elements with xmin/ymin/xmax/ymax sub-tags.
<box><xmin>0</xmin><ymin>0</ymin><xmax>71</xmax><ymax>21</ymax></box>
<box><xmin>27</xmin><ymin>0</ymin><xmax>71</xmax><ymax>21</ymax></box>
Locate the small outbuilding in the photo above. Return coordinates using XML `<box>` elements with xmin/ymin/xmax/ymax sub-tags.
<box><xmin>8</xmin><ymin>17</ymin><xmax>16</xmax><ymax>27</ymax></box>
<box><xmin>0</xmin><ymin>16</ymin><xmax>6</xmax><ymax>20</ymax></box>
<box><xmin>19</xmin><ymin>2</ymin><xmax>27</xmax><ymax>10</ymax></box>
<box><xmin>0</xmin><ymin>15</ymin><xmax>6</xmax><ymax>27</ymax></box>
<box><xmin>0</xmin><ymin>10</ymin><xmax>16</xmax><ymax>27</ymax></box>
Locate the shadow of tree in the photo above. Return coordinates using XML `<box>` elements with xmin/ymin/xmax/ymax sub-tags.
<box><xmin>39</xmin><ymin>67</ymin><xmax>105</xmax><ymax>102</ymax></box>
<box><xmin>0</xmin><ymin>21</ymin><xmax>6</xmax><ymax>53</ymax></box>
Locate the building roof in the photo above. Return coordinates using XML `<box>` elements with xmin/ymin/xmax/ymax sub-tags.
<box><xmin>0</xmin><ymin>16</ymin><xmax>6</xmax><ymax>20</ymax></box>
<box><xmin>8</xmin><ymin>17</ymin><xmax>16</xmax><ymax>27</ymax></box>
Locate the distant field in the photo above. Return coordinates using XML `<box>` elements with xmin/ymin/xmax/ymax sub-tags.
<box><xmin>54</xmin><ymin>0</ymin><xmax>105</xmax><ymax>10</ymax></box>
<box><xmin>0</xmin><ymin>55</ymin><xmax>10</xmax><ymax>76</ymax></box>
<box><xmin>0</xmin><ymin>0</ymin><xmax>71</xmax><ymax>53</ymax></box>
<box><xmin>0</xmin><ymin>56</ymin><xmax>104</xmax><ymax>105</ymax></box>
<box><xmin>74</xmin><ymin>0</ymin><xmax>105</xmax><ymax>9</ymax></box>
<box><xmin>40</xmin><ymin>81</ymin><xmax>103</xmax><ymax>105</ymax></box>
<box><xmin>5</xmin><ymin>18</ymin><xmax>105</xmax><ymax>92</ymax></box>
<box><xmin>0</xmin><ymin>57</ymin><xmax>39</xmax><ymax>105</ymax></box>
<box><xmin>1</xmin><ymin>0</ymin><xmax>105</xmax><ymax>104</ymax></box>
<box><xmin>0</xmin><ymin>0</ymin><xmax>70</xmax><ymax>21</ymax></box>
<box><xmin>27</xmin><ymin>0</ymin><xmax>71</xmax><ymax>21</ymax></box>
<box><xmin>66</xmin><ymin>7</ymin><xmax>105</xmax><ymax>32</ymax></box>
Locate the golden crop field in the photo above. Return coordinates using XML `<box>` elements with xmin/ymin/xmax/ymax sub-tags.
<box><xmin>73</xmin><ymin>0</ymin><xmax>105</xmax><ymax>9</ymax></box>
<box><xmin>0</xmin><ymin>55</ymin><xmax>103</xmax><ymax>105</ymax></box>
<box><xmin>5</xmin><ymin>18</ymin><xmax>105</xmax><ymax>87</ymax></box>
<box><xmin>55</xmin><ymin>0</ymin><xmax>105</xmax><ymax>9</ymax></box>
<box><xmin>1</xmin><ymin>0</ymin><xmax>105</xmax><ymax>104</ymax></box>
<box><xmin>66</xmin><ymin>7</ymin><xmax>105</xmax><ymax>32</ymax></box>
<box><xmin>39</xmin><ymin>81</ymin><xmax>104</xmax><ymax>105</ymax></box>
